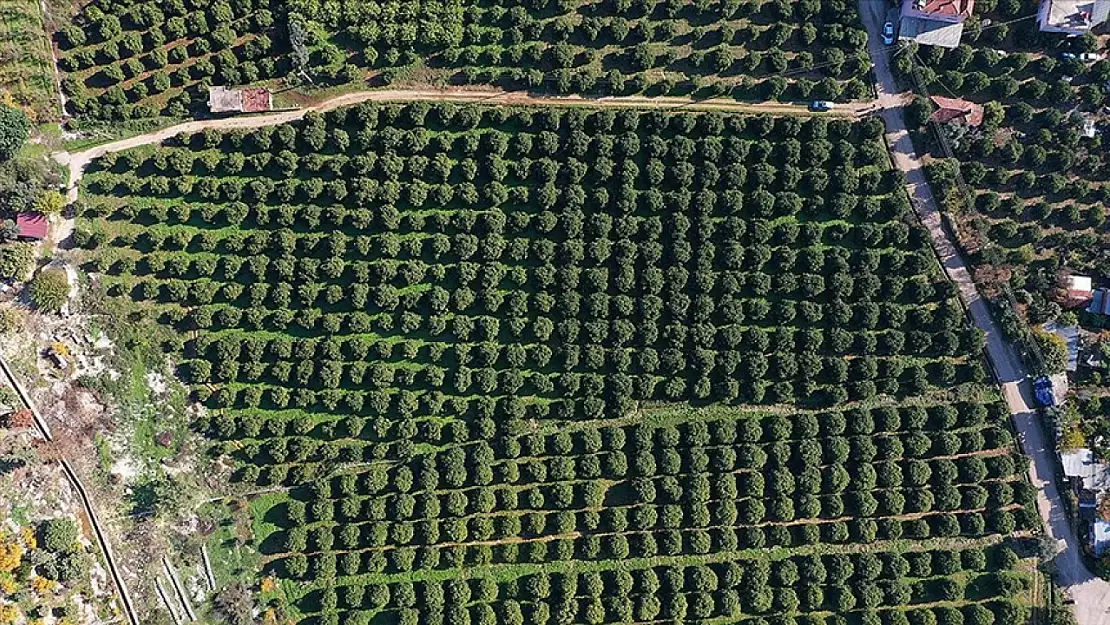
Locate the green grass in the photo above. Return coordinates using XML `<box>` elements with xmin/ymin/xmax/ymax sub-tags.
<box><xmin>0</xmin><ymin>0</ymin><xmax>58</xmax><ymax>121</ymax></box>
<box><xmin>202</xmin><ymin>500</ymin><xmax>265</xmax><ymax>589</ymax></box>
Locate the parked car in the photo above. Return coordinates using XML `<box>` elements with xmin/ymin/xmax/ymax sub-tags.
<box><xmin>1033</xmin><ymin>376</ymin><xmax>1055</xmax><ymax>408</ymax></box>
<box><xmin>1059</xmin><ymin>52</ymin><xmax>1077</xmax><ymax>60</ymax></box>
<box><xmin>882</xmin><ymin>22</ymin><xmax>896</xmax><ymax>45</ymax></box>
<box><xmin>1080</xmin><ymin>52</ymin><xmax>1104</xmax><ymax>62</ymax></box>
<box><xmin>810</xmin><ymin>101</ymin><xmax>834</xmax><ymax>111</ymax></box>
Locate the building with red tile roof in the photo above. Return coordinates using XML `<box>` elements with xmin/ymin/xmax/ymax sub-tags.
<box><xmin>900</xmin><ymin>0</ymin><xmax>975</xmax><ymax>48</ymax></box>
<box><xmin>903</xmin><ymin>0</ymin><xmax>976</xmax><ymax>22</ymax></box>
<box><xmin>241</xmin><ymin>88</ymin><xmax>272</xmax><ymax>113</ymax></box>
<box><xmin>207</xmin><ymin>86</ymin><xmax>273</xmax><ymax>114</ymax></box>
<box><xmin>930</xmin><ymin>96</ymin><xmax>984</xmax><ymax>127</ymax></box>
<box><xmin>15</xmin><ymin>212</ymin><xmax>48</xmax><ymax>240</ymax></box>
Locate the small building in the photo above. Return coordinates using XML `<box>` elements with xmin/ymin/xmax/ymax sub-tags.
<box><xmin>929</xmin><ymin>96</ymin><xmax>985</xmax><ymax>126</ymax></box>
<box><xmin>1061</xmin><ymin>448</ymin><xmax>1110</xmax><ymax>493</ymax></box>
<box><xmin>207</xmin><ymin>86</ymin><xmax>273</xmax><ymax>114</ymax></box>
<box><xmin>1045</xmin><ymin>321</ymin><xmax>1081</xmax><ymax>372</ymax></box>
<box><xmin>900</xmin><ymin>0</ymin><xmax>975</xmax><ymax>48</ymax></box>
<box><xmin>1083</xmin><ymin>118</ymin><xmax>1099</xmax><ymax>139</ymax></box>
<box><xmin>1088</xmin><ymin>288</ymin><xmax>1110</xmax><ymax>315</ymax></box>
<box><xmin>1094</xmin><ymin>518</ymin><xmax>1110</xmax><ymax>556</ymax></box>
<box><xmin>1080</xmin><ymin>490</ymin><xmax>1098</xmax><ymax>521</ymax></box>
<box><xmin>15</xmin><ymin>212</ymin><xmax>48</xmax><ymax>241</ymax></box>
<box><xmin>1066</xmin><ymin>275</ymin><xmax>1094</xmax><ymax>306</ymax></box>
<box><xmin>1038</xmin><ymin>0</ymin><xmax>1110</xmax><ymax>34</ymax></box>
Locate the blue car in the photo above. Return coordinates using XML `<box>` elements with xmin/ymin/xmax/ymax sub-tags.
<box><xmin>1033</xmin><ymin>376</ymin><xmax>1055</xmax><ymax>408</ymax></box>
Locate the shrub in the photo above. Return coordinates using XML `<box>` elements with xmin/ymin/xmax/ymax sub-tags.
<box><xmin>0</xmin><ymin>105</ymin><xmax>29</xmax><ymax>161</ymax></box>
<box><xmin>40</xmin><ymin>518</ymin><xmax>79</xmax><ymax>554</ymax></box>
<box><xmin>29</xmin><ymin>268</ymin><xmax>70</xmax><ymax>312</ymax></box>
<box><xmin>0</xmin><ymin>244</ymin><xmax>34</xmax><ymax>279</ymax></box>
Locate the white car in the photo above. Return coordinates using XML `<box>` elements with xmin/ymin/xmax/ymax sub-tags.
<box><xmin>1080</xmin><ymin>52</ymin><xmax>1104</xmax><ymax>62</ymax></box>
<box><xmin>882</xmin><ymin>22</ymin><xmax>896</xmax><ymax>45</ymax></box>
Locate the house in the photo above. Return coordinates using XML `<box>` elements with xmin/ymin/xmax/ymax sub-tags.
<box><xmin>1038</xmin><ymin>0</ymin><xmax>1110</xmax><ymax>34</ymax></box>
<box><xmin>929</xmin><ymin>96</ymin><xmax>985</xmax><ymax>126</ymax></box>
<box><xmin>1088</xmin><ymin>288</ymin><xmax>1110</xmax><ymax>315</ymax></box>
<box><xmin>1094</xmin><ymin>518</ymin><xmax>1110</xmax><ymax>556</ymax></box>
<box><xmin>1060</xmin><ymin>448</ymin><xmax>1110</xmax><ymax>493</ymax></box>
<box><xmin>207</xmin><ymin>86</ymin><xmax>273</xmax><ymax>114</ymax></box>
<box><xmin>1065</xmin><ymin>275</ymin><xmax>1094</xmax><ymax>307</ymax></box>
<box><xmin>15</xmin><ymin>212</ymin><xmax>47</xmax><ymax>241</ymax></box>
<box><xmin>900</xmin><ymin>0</ymin><xmax>975</xmax><ymax>48</ymax></box>
<box><xmin>1083</xmin><ymin>118</ymin><xmax>1099</xmax><ymax>138</ymax></box>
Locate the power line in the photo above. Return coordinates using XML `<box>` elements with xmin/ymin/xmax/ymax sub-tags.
<box><xmin>902</xmin><ymin>45</ymin><xmax>976</xmax><ymax>216</ymax></box>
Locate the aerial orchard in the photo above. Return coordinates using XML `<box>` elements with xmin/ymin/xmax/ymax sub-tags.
<box><xmin>905</xmin><ymin>5</ymin><xmax>1110</xmax><ymax>307</ymax></box>
<box><xmin>82</xmin><ymin>104</ymin><xmax>984</xmax><ymax>432</ymax></box>
<box><xmin>288</xmin><ymin>0</ymin><xmax>871</xmax><ymax>100</ymax></box>
<box><xmin>55</xmin><ymin>0</ymin><xmax>282</xmax><ymax>120</ymax></box>
<box><xmin>74</xmin><ymin>104</ymin><xmax>1032</xmax><ymax>624</ymax></box>
<box><xmin>52</xmin><ymin>0</ymin><xmax>873</xmax><ymax>122</ymax></box>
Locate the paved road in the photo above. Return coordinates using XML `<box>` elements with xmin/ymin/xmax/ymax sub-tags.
<box><xmin>858</xmin><ymin>1</ymin><xmax>1110</xmax><ymax>621</ymax></box>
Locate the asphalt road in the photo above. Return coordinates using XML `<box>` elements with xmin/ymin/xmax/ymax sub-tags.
<box><xmin>858</xmin><ymin>1</ymin><xmax>1110</xmax><ymax>620</ymax></box>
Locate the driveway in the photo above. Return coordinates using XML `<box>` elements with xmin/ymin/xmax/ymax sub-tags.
<box><xmin>858</xmin><ymin>0</ymin><xmax>1110</xmax><ymax>620</ymax></box>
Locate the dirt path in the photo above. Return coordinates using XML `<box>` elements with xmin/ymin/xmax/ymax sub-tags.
<box><xmin>858</xmin><ymin>2</ymin><xmax>1110</xmax><ymax>623</ymax></box>
<box><xmin>52</xmin><ymin>87</ymin><xmax>877</xmax><ymax>207</ymax></box>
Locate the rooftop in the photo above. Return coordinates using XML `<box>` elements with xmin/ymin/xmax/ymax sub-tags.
<box><xmin>1094</xmin><ymin>518</ymin><xmax>1110</xmax><ymax>556</ymax></box>
<box><xmin>1038</xmin><ymin>0</ymin><xmax>1110</xmax><ymax>33</ymax></box>
<box><xmin>899</xmin><ymin>15</ymin><xmax>966</xmax><ymax>48</ymax></box>
<box><xmin>1088</xmin><ymin>288</ymin><xmax>1110</xmax><ymax>315</ymax></box>
<box><xmin>919</xmin><ymin>0</ymin><xmax>975</xmax><ymax>17</ymax></box>
<box><xmin>903</xmin><ymin>0</ymin><xmax>976</xmax><ymax>22</ymax></box>
<box><xmin>207</xmin><ymin>86</ymin><xmax>272</xmax><ymax>114</ymax></box>
<box><xmin>1060</xmin><ymin>447</ymin><xmax>1110</xmax><ymax>491</ymax></box>
<box><xmin>241</xmin><ymin>88</ymin><xmax>272</xmax><ymax>113</ymax></box>
<box><xmin>16</xmin><ymin>212</ymin><xmax>48</xmax><ymax>240</ymax></box>
<box><xmin>930</xmin><ymin>96</ymin><xmax>984</xmax><ymax>126</ymax></box>
<box><xmin>1070</xmin><ymin>275</ymin><xmax>1094</xmax><ymax>294</ymax></box>
<box><xmin>1044</xmin><ymin>321</ymin><xmax>1080</xmax><ymax>372</ymax></box>
<box><xmin>207</xmin><ymin>86</ymin><xmax>241</xmax><ymax>113</ymax></box>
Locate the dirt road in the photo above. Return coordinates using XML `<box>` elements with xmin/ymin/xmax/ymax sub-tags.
<box><xmin>858</xmin><ymin>1</ymin><xmax>1110</xmax><ymax>621</ymax></box>
<box><xmin>53</xmin><ymin>87</ymin><xmax>878</xmax><ymax>205</ymax></box>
